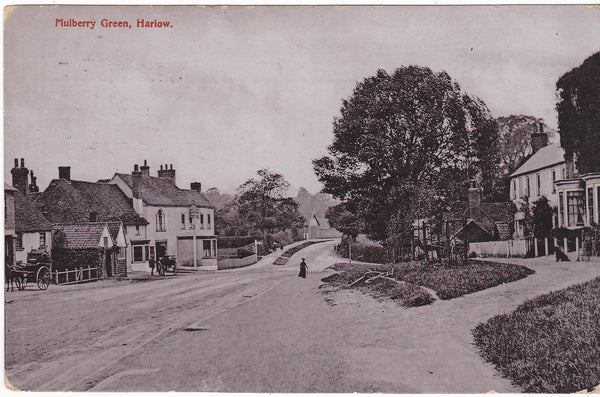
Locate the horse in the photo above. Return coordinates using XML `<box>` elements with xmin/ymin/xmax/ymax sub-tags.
<box><xmin>5</xmin><ymin>263</ymin><xmax>23</xmax><ymax>291</ymax></box>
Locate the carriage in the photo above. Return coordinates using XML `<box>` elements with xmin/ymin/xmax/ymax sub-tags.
<box><xmin>157</xmin><ymin>255</ymin><xmax>178</xmax><ymax>276</ymax></box>
<box><xmin>7</xmin><ymin>250</ymin><xmax>52</xmax><ymax>291</ymax></box>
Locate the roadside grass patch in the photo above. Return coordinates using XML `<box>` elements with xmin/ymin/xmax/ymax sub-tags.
<box><xmin>473</xmin><ymin>277</ymin><xmax>600</xmax><ymax>393</ymax></box>
<box><xmin>273</xmin><ymin>240</ymin><xmax>329</xmax><ymax>265</ymax></box>
<box><xmin>322</xmin><ymin>260</ymin><xmax>534</xmax><ymax>306</ymax></box>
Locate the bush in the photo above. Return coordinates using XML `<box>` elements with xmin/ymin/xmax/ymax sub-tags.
<box><xmin>236</xmin><ymin>248</ymin><xmax>255</xmax><ymax>258</ymax></box>
<box><xmin>335</xmin><ymin>237</ymin><xmax>388</xmax><ymax>263</ymax></box>
<box><xmin>217</xmin><ymin>236</ymin><xmax>260</xmax><ymax>249</ymax></box>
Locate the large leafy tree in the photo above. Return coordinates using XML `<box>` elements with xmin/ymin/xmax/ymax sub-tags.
<box><xmin>232</xmin><ymin>169</ymin><xmax>305</xmax><ymax>249</ymax></box>
<box><xmin>557</xmin><ymin>51</ymin><xmax>600</xmax><ymax>174</ymax></box>
<box><xmin>314</xmin><ymin>66</ymin><xmax>499</xmax><ymax>242</ymax></box>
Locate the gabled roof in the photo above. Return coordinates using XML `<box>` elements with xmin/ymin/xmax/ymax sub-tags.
<box><xmin>14</xmin><ymin>191</ymin><xmax>53</xmax><ymax>232</ymax></box>
<box><xmin>106</xmin><ymin>221</ymin><xmax>122</xmax><ymax>242</ymax></box>
<box><xmin>509</xmin><ymin>144</ymin><xmax>566</xmax><ymax>178</ymax></box>
<box><xmin>35</xmin><ymin>179</ymin><xmax>148</xmax><ymax>226</ymax></box>
<box><xmin>53</xmin><ymin>222</ymin><xmax>113</xmax><ymax>249</ymax></box>
<box><xmin>114</xmin><ymin>173</ymin><xmax>213</xmax><ymax>207</ymax></box>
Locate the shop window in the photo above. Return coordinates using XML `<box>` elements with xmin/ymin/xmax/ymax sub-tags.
<box><xmin>133</xmin><ymin>246</ymin><xmax>143</xmax><ymax>262</ymax></box>
<box><xmin>203</xmin><ymin>239</ymin><xmax>211</xmax><ymax>257</ymax></box>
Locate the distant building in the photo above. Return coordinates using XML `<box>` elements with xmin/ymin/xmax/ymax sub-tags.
<box><xmin>303</xmin><ymin>214</ymin><xmax>342</xmax><ymax>239</ymax></box>
<box><xmin>109</xmin><ymin>161</ymin><xmax>217</xmax><ymax>270</ymax></box>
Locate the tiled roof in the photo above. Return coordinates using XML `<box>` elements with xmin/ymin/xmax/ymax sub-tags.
<box><xmin>53</xmin><ymin>222</ymin><xmax>112</xmax><ymax>249</ymax></box>
<box><xmin>509</xmin><ymin>144</ymin><xmax>565</xmax><ymax>178</ymax></box>
<box><xmin>114</xmin><ymin>173</ymin><xmax>213</xmax><ymax>207</ymax></box>
<box><xmin>14</xmin><ymin>191</ymin><xmax>53</xmax><ymax>232</ymax></box>
<box><xmin>106</xmin><ymin>221</ymin><xmax>123</xmax><ymax>242</ymax></box>
<box><xmin>34</xmin><ymin>179</ymin><xmax>148</xmax><ymax>226</ymax></box>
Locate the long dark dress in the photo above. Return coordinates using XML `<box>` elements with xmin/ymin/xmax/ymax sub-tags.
<box><xmin>298</xmin><ymin>260</ymin><xmax>308</xmax><ymax>278</ymax></box>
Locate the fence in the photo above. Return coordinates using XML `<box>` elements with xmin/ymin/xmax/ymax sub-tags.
<box><xmin>217</xmin><ymin>253</ymin><xmax>258</xmax><ymax>270</ymax></box>
<box><xmin>470</xmin><ymin>234</ymin><xmax>596</xmax><ymax>260</ymax></box>
<box><xmin>470</xmin><ymin>239</ymin><xmax>529</xmax><ymax>258</ymax></box>
<box><xmin>53</xmin><ymin>266</ymin><xmax>100</xmax><ymax>285</ymax></box>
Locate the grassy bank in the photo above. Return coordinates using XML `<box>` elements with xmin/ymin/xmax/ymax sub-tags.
<box><xmin>321</xmin><ymin>260</ymin><xmax>534</xmax><ymax>307</ymax></box>
<box><xmin>272</xmin><ymin>240</ymin><xmax>329</xmax><ymax>265</ymax></box>
<box><xmin>473</xmin><ymin>277</ymin><xmax>600</xmax><ymax>393</ymax></box>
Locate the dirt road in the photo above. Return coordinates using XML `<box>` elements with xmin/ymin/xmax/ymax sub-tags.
<box><xmin>6</xmin><ymin>241</ymin><xmax>600</xmax><ymax>392</ymax></box>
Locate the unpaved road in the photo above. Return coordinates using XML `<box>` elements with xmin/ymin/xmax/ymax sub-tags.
<box><xmin>6</xmin><ymin>241</ymin><xmax>600</xmax><ymax>392</ymax></box>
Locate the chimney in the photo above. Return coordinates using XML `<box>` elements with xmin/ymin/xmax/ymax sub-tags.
<box><xmin>190</xmin><ymin>182</ymin><xmax>202</xmax><ymax>192</ymax></box>
<box><xmin>58</xmin><ymin>166</ymin><xmax>71</xmax><ymax>181</ymax></box>
<box><xmin>157</xmin><ymin>162</ymin><xmax>176</xmax><ymax>184</ymax></box>
<box><xmin>28</xmin><ymin>170</ymin><xmax>39</xmax><ymax>193</ymax></box>
<box><xmin>132</xmin><ymin>164</ymin><xmax>142</xmax><ymax>198</ymax></box>
<box><xmin>468</xmin><ymin>180</ymin><xmax>482</xmax><ymax>221</ymax></box>
<box><xmin>89</xmin><ymin>211</ymin><xmax>98</xmax><ymax>222</ymax></box>
<box><xmin>140</xmin><ymin>159</ymin><xmax>150</xmax><ymax>177</ymax></box>
<box><xmin>11</xmin><ymin>158</ymin><xmax>29</xmax><ymax>195</ymax></box>
<box><xmin>531</xmin><ymin>123</ymin><xmax>548</xmax><ymax>155</ymax></box>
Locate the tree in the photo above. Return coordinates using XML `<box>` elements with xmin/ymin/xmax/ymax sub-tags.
<box><xmin>532</xmin><ymin>196</ymin><xmax>554</xmax><ymax>239</ymax></box>
<box><xmin>325</xmin><ymin>203</ymin><xmax>363</xmax><ymax>239</ymax></box>
<box><xmin>233</xmin><ymin>169</ymin><xmax>305</xmax><ymax>249</ymax></box>
<box><xmin>314</xmin><ymin>66</ymin><xmax>499</xmax><ymax>242</ymax></box>
<box><xmin>557</xmin><ymin>51</ymin><xmax>600</xmax><ymax>174</ymax></box>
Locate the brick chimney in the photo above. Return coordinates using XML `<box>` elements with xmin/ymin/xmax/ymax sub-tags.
<box><xmin>468</xmin><ymin>180</ymin><xmax>482</xmax><ymax>221</ymax></box>
<box><xmin>58</xmin><ymin>166</ymin><xmax>71</xmax><ymax>181</ymax></box>
<box><xmin>531</xmin><ymin>123</ymin><xmax>548</xmax><ymax>155</ymax></box>
<box><xmin>11</xmin><ymin>158</ymin><xmax>29</xmax><ymax>195</ymax></box>
<box><xmin>190</xmin><ymin>182</ymin><xmax>201</xmax><ymax>192</ymax></box>
<box><xmin>157</xmin><ymin>163</ymin><xmax>176</xmax><ymax>184</ymax></box>
<box><xmin>28</xmin><ymin>170</ymin><xmax>39</xmax><ymax>193</ymax></box>
<box><xmin>140</xmin><ymin>159</ymin><xmax>150</xmax><ymax>177</ymax></box>
<box><xmin>132</xmin><ymin>164</ymin><xmax>142</xmax><ymax>198</ymax></box>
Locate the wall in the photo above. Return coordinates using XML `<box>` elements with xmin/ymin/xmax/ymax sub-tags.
<box><xmin>15</xmin><ymin>231</ymin><xmax>52</xmax><ymax>264</ymax></box>
<box><xmin>469</xmin><ymin>239</ymin><xmax>529</xmax><ymax>258</ymax></box>
<box><xmin>511</xmin><ymin>164</ymin><xmax>565</xmax><ymax>208</ymax></box>
<box><xmin>217</xmin><ymin>254</ymin><xmax>257</xmax><ymax>270</ymax></box>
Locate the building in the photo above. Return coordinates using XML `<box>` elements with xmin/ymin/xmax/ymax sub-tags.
<box><xmin>5</xmin><ymin>184</ymin><xmax>17</xmax><ymax>267</ymax></box>
<box><xmin>8</xmin><ymin>159</ymin><xmax>53</xmax><ymax>265</ymax></box>
<box><xmin>34</xmin><ymin>165</ymin><xmax>148</xmax><ymax>272</ymax></box>
<box><xmin>52</xmin><ymin>222</ymin><xmax>127</xmax><ymax>277</ymax></box>
<box><xmin>109</xmin><ymin>161</ymin><xmax>217</xmax><ymax>270</ymax></box>
<box><xmin>303</xmin><ymin>214</ymin><xmax>342</xmax><ymax>239</ymax></box>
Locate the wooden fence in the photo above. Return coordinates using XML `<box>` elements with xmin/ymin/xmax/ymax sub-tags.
<box><xmin>53</xmin><ymin>266</ymin><xmax>100</xmax><ymax>285</ymax></box>
<box><xmin>217</xmin><ymin>254</ymin><xmax>258</xmax><ymax>270</ymax></box>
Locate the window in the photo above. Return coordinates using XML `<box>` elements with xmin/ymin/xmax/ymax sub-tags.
<box><xmin>552</xmin><ymin>170</ymin><xmax>556</xmax><ymax>194</ymax></box>
<box><xmin>526</xmin><ymin>177</ymin><xmax>530</xmax><ymax>197</ymax></box>
<box><xmin>567</xmin><ymin>191</ymin><xmax>584</xmax><ymax>227</ymax></box>
<box><xmin>203</xmin><ymin>239</ymin><xmax>211</xmax><ymax>257</ymax></box>
<box><xmin>156</xmin><ymin>209</ymin><xmax>166</xmax><ymax>232</ymax></box>
<box><xmin>145</xmin><ymin>246</ymin><xmax>150</xmax><ymax>261</ymax></box>
<box><xmin>39</xmin><ymin>232</ymin><xmax>46</xmax><ymax>248</ymax></box>
<box><xmin>536</xmin><ymin>174</ymin><xmax>541</xmax><ymax>196</ymax></box>
<box><xmin>559</xmin><ymin>192</ymin><xmax>564</xmax><ymax>227</ymax></box>
<box><xmin>562</xmin><ymin>167</ymin><xmax>566</xmax><ymax>179</ymax></box>
<box><xmin>133</xmin><ymin>246</ymin><xmax>143</xmax><ymax>262</ymax></box>
<box><xmin>211</xmin><ymin>239</ymin><xmax>217</xmax><ymax>257</ymax></box>
<box><xmin>207</xmin><ymin>214</ymin><xmax>211</xmax><ymax>228</ymax></box>
<box><xmin>16</xmin><ymin>232</ymin><xmax>23</xmax><ymax>250</ymax></box>
<box><xmin>135</xmin><ymin>225</ymin><xmax>140</xmax><ymax>236</ymax></box>
<box><xmin>200</xmin><ymin>213</ymin><xmax>204</xmax><ymax>229</ymax></box>
<box><xmin>181</xmin><ymin>213</ymin><xmax>186</xmax><ymax>229</ymax></box>
<box><xmin>512</xmin><ymin>180</ymin><xmax>516</xmax><ymax>200</ymax></box>
<box><xmin>597</xmin><ymin>186</ymin><xmax>600</xmax><ymax>225</ymax></box>
<box><xmin>103</xmin><ymin>237</ymin><xmax>109</xmax><ymax>247</ymax></box>
<box><xmin>588</xmin><ymin>187</ymin><xmax>594</xmax><ymax>226</ymax></box>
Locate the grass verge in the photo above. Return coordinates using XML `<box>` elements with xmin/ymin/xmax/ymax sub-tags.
<box><xmin>272</xmin><ymin>240</ymin><xmax>329</xmax><ymax>265</ymax></box>
<box><xmin>473</xmin><ymin>276</ymin><xmax>600</xmax><ymax>393</ymax></box>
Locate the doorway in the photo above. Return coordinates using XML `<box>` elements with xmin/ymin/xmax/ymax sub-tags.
<box><xmin>105</xmin><ymin>250</ymin><xmax>113</xmax><ymax>277</ymax></box>
<box><xmin>156</xmin><ymin>241</ymin><xmax>167</xmax><ymax>259</ymax></box>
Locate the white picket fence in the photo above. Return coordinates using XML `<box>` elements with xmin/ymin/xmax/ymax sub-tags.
<box><xmin>53</xmin><ymin>266</ymin><xmax>100</xmax><ymax>285</ymax></box>
<box><xmin>470</xmin><ymin>240</ymin><xmax>529</xmax><ymax>258</ymax></box>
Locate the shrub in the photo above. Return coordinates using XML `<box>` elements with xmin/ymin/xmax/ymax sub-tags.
<box><xmin>236</xmin><ymin>248</ymin><xmax>255</xmax><ymax>258</ymax></box>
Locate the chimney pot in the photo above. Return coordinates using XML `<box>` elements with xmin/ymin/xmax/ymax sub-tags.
<box><xmin>144</xmin><ymin>159</ymin><xmax>147</xmax><ymax>166</ymax></box>
<box><xmin>134</xmin><ymin>164</ymin><xmax>139</xmax><ymax>171</ymax></box>
<box><xmin>58</xmin><ymin>166</ymin><xmax>71</xmax><ymax>181</ymax></box>
<box><xmin>160</xmin><ymin>165</ymin><xmax>163</xmax><ymax>170</ymax></box>
<box><xmin>191</xmin><ymin>182</ymin><xmax>202</xmax><ymax>192</ymax></box>
<box><xmin>20</xmin><ymin>158</ymin><xmax>24</xmax><ymax>167</ymax></box>
<box><xmin>14</xmin><ymin>158</ymin><xmax>18</xmax><ymax>167</ymax></box>
<box><xmin>539</xmin><ymin>122</ymin><xmax>544</xmax><ymax>133</ymax></box>
<box><xmin>170</xmin><ymin>164</ymin><xmax>173</xmax><ymax>170</ymax></box>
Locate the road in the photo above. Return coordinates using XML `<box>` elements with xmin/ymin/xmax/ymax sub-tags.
<box><xmin>6</xmin><ymin>241</ymin><xmax>600</xmax><ymax>392</ymax></box>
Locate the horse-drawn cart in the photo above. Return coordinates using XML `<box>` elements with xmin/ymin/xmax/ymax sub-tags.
<box><xmin>157</xmin><ymin>255</ymin><xmax>178</xmax><ymax>276</ymax></box>
<box><xmin>7</xmin><ymin>250</ymin><xmax>52</xmax><ymax>291</ymax></box>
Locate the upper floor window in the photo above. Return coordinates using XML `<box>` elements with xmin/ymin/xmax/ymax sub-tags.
<box><xmin>135</xmin><ymin>225</ymin><xmax>140</xmax><ymax>236</ymax></box>
<box><xmin>156</xmin><ymin>209</ymin><xmax>166</xmax><ymax>232</ymax></box>
<box><xmin>512</xmin><ymin>180</ymin><xmax>516</xmax><ymax>200</ymax></box>
<box><xmin>181</xmin><ymin>213</ymin><xmax>186</xmax><ymax>230</ymax></box>
<box><xmin>536</xmin><ymin>174</ymin><xmax>541</xmax><ymax>196</ymax></box>
<box><xmin>562</xmin><ymin>167</ymin><xmax>566</xmax><ymax>179</ymax></box>
<box><xmin>526</xmin><ymin>177</ymin><xmax>531</xmax><ymax>197</ymax></box>
<box><xmin>552</xmin><ymin>170</ymin><xmax>556</xmax><ymax>194</ymax></box>
<box><xmin>207</xmin><ymin>214</ymin><xmax>211</xmax><ymax>228</ymax></box>
<box><xmin>15</xmin><ymin>232</ymin><xmax>23</xmax><ymax>250</ymax></box>
<box><xmin>200</xmin><ymin>213</ymin><xmax>204</xmax><ymax>229</ymax></box>
<box><xmin>39</xmin><ymin>232</ymin><xmax>46</xmax><ymax>248</ymax></box>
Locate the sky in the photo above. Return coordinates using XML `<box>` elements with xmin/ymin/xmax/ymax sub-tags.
<box><xmin>4</xmin><ymin>5</ymin><xmax>600</xmax><ymax>195</ymax></box>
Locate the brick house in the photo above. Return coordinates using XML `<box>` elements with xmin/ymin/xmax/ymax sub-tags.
<box><xmin>109</xmin><ymin>161</ymin><xmax>217</xmax><ymax>270</ymax></box>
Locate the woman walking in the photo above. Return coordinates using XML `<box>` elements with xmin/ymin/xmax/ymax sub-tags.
<box><xmin>298</xmin><ymin>258</ymin><xmax>308</xmax><ymax>278</ymax></box>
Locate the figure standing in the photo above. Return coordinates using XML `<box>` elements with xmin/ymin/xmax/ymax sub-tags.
<box><xmin>298</xmin><ymin>258</ymin><xmax>308</xmax><ymax>278</ymax></box>
<box><xmin>149</xmin><ymin>256</ymin><xmax>156</xmax><ymax>276</ymax></box>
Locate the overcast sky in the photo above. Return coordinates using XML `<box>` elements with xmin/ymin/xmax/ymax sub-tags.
<box><xmin>4</xmin><ymin>5</ymin><xmax>600</xmax><ymax>194</ymax></box>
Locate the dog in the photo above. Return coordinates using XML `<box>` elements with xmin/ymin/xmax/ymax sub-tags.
<box><xmin>555</xmin><ymin>247</ymin><xmax>570</xmax><ymax>262</ymax></box>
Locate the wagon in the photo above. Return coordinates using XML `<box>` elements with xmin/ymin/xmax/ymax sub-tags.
<box><xmin>157</xmin><ymin>255</ymin><xmax>178</xmax><ymax>276</ymax></box>
<box><xmin>11</xmin><ymin>250</ymin><xmax>52</xmax><ymax>290</ymax></box>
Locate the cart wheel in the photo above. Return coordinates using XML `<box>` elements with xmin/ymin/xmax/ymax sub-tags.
<box><xmin>37</xmin><ymin>266</ymin><xmax>50</xmax><ymax>290</ymax></box>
